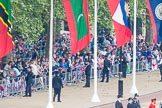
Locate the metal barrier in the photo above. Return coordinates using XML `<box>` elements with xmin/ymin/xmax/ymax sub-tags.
<box><xmin>0</xmin><ymin>77</ymin><xmax>26</xmax><ymax>98</ymax></box>
<box><xmin>0</xmin><ymin>61</ymin><xmax>158</xmax><ymax>99</ymax></box>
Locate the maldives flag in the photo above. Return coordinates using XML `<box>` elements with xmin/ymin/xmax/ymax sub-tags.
<box><xmin>0</xmin><ymin>0</ymin><xmax>14</xmax><ymax>58</ymax></box>
<box><xmin>107</xmin><ymin>0</ymin><xmax>131</xmax><ymax>48</ymax></box>
<box><xmin>63</xmin><ymin>0</ymin><xmax>91</xmax><ymax>54</ymax></box>
<box><xmin>146</xmin><ymin>0</ymin><xmax>162</xmax><ymax>43</ymax></box>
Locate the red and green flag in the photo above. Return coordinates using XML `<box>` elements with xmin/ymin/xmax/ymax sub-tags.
<box><xmin>63</xmin><ymin>0</ymin><xmax>91</xmax><ymax>54</ymax></box>
<box><xmin>0</xmin><ymin>0</ymin><xmax>14</xmax><ymax>58</ymax></box>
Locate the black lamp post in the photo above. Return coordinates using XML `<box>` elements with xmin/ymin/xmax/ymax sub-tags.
<box><xmin>118</xmin><ymin>47</ymin><xmax>123</xmax><ymax>97</ymax></box>
<box><xmin>118</xmin><ymin>72</ymin><xmax>123</xmax><ymax>97</ymax></box>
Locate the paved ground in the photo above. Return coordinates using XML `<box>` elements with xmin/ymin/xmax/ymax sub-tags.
<box><xmin>92</xmin><ymin>91</ymin><xmax>162</xmax><ymax>108</ymax></box>
<box><xmin>0</xmin><ymin>71</ymin><xmax>162</xmax><ymax>108</ymax></box>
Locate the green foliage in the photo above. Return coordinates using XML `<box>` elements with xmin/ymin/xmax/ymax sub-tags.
<box><xmin>54</xmin><ymin>0</ymin><xmax>65</xmax><ymax>20</ymax></box>
<box><xmin>11</xmin><ymin>0</ymin><xmax>66</xmax><ymax>43</ymax></box>
<box><xmin>11</xmin><ymin>0</ymin><xmax>148</xmax><ymax>43</ymax></box>
<box><xmin>97</xmin><ymin>0</ymin><xmax>112</xmax><ymax>31</ymax></box>
<box><xmin>54</xmin><ymin>0</ymin><xmax>65</xmax><ymax>37</ymax></box>
<box><xmin>88</xmin><ymin>0</ymin><xmax>112</xmax><ymax>32</ymax></box>
<box><xmin>129</xmin><ymin>0</ymin><xmax>147</xmax><ymax>24</ymax></box>
<box><xmin>11</xmin><ymin>0</ymin><xmax>50</xmax><ymax>43</ymax></box>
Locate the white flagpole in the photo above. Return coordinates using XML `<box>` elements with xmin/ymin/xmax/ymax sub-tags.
<box><xmin>46</xmin><ymin>0</ymin><xmax>54</xmax><ymax>108</ymax></box>
<box><xmin>91</xmin><ymin>0</ymin><xmax>100</xmax><ymax>102</ymax></box>
<box><xmin>130</xmin><ymin>0</ymin><xmax>138</xmax><ymax>94</ymax></box>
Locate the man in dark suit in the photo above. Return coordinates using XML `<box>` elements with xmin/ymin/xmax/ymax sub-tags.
<box><xmin>100</xmin><ymin>55</ymin><xmax>111</xmax><ymax>82</ymax></box>
<box><xmin>83</xmin><ymin>61</ymin><xmax>91</xmax><ymax>88</ymax></box>
<box><xmin>127</xmin><ymin>97</ymin><xmax>133</xmax><ymax>108</ymax></box>
<box><xmin>115</xmin><ymin>95</ymin><xmax>123</xmax><ymax>108</ymax></box>
<box><xmin>23</xmin><ymin>66</ymin><xmax>33</xmax><ymax>97</ymax></box>
<box><xmin>131</xmin><ymin>100</ymin><xmax>140</xmax><ymax>108</ymax></box>
<box><xmin>52</xmin><ymin>71</ymin><xmax>63</xmax><ymax>102</ymax></box>
<box><xmin>133</xmin><ymin>93</ymin><xmax>141</xmax><ymax>108</ymax></box>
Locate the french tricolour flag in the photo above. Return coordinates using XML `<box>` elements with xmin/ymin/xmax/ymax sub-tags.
<box><xmin>107</xmin><ymin>0</ymin><xmax>132</xmax><ymax>48</ymax></box>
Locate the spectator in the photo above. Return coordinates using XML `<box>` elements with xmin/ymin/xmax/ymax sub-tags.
<box><xmin>149</xmin><ymin>98</ymin><xmax>156</xmax><ymax>108</ymax></box>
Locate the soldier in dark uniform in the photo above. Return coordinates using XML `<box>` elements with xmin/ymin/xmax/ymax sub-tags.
<box><xmin>52</xmin><ymin>71</ymin><xmax>63</xmax><ymax>102</ymax></box>
<box><xmin>127</xmin><ymin>97</ymin><xmax>133</xmax><ymax>108</ymax></box>
<box><xmin>131</xmin><ymin>100</ymin><xmax>139</xmax><ymax>108</ymax></box>
<box><xmin>115</xmin><ymin>95</ymin><xmax>123</xmax><ymax>108</ymax></box>
<box><xmin>100</xmin><ymin>55</ymin><xmax>111</xmax><ymax>82</ymax></box>
<box><xmin>83</xmin><ymin>61</ymin><xmax>91</xmax><ymax>88</ymax></box>
<box><xmin>133</xmin><ymin>93</ymin><xmax>141</xmax><ymax>108</ymax></box>
<box><xmin>23</xmin><ymin>66</ymin><xmax>33</xmax><ymax>97</ymax></box>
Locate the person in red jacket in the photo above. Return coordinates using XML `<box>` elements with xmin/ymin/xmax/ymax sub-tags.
<box><xmin>149</xmin><ymin>98</ymin><xmax>156</xmax><ymax>108</ymax></box>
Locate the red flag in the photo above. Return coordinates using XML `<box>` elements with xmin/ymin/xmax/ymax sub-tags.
<box><xmin>0</xmin><ymin>0</ymin><xmax>14</xmax><ymax>58</ymax></box>
<box><xmin>107</xmin><ymin>0</ymin><xmax>131</xmax><ymax>48</ymax></box>
<box><xmin>63</xmin><ymin>0</ymin><xmax>91</xmax><ymax>54</ymax></box>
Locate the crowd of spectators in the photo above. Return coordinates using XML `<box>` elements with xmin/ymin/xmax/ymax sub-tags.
<box><xmin>0</xmin><ymin>30</ymin><xmax>162</xmax><ymax>96</ymax></box>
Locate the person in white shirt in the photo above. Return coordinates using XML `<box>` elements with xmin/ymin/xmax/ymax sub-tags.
<box><xmin>13</xmin><ymin>67</ymin><xmax>21</xmax><ymax>77</ymax></box>
<box><xmin>30</xmin><ymin>61</ymin><xmax>38</xmax><ymax>76</ymax></box>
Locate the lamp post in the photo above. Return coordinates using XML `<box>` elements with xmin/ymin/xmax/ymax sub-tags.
<box><xmin>118</xmin><ymin>47</ymin><xmax>123</xmax><ymax>97</ymax></box>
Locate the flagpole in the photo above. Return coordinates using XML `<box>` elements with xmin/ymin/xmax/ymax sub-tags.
<box><xmin>91</xmin><ymin>0</ymin><xmax>100</xmax><ymax>102</ymax></box>
<box><xmin>46</xmin><ymin>0</ymin><xmax>54</xmax><ymax>108</ymax></box>
<box><xmin>130</xmin><ymin>0</ymin><xmax>138</xmax><ymax>94</ymax></box>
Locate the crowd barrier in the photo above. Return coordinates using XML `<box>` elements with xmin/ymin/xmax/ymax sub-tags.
<box><xmin>0</xmin><ymin>61</ymin><xmax>158</xmax><ymax>99</ymax></box>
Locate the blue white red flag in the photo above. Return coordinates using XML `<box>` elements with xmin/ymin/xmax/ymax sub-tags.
<box><xmin>107</xmin><ymin>0</ymin><xmax>131</xmax><ymax>48</ymax></box>
<box><xmin>146</xmin><ymin>0</ymin><xmax>162</xmax><ymax>43</ymax></box>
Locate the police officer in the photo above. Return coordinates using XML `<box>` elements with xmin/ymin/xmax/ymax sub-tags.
<box><xmin>83</xmin><ymin>61</ymin><xmax>91</xmax><ymax>88</ymax></box>
<box><xmin>52</xmin><ymin>71</ymin><xmax>63</xmax><ymax>102</ymax></box>
<box><xmin>23</xmin><ymin>66</ymin><xmax>33</xmax><ymax>97</ymax></box>
<box><xmin>100</xmin><ymin>55</ymin><xmax>111</xmax><ymax>82</ymax></box>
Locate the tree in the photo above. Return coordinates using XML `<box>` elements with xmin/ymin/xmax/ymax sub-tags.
<box><xmin>88</xmin><ymin>0</ymin><xmax>112</xmax><ymax>33</ymax></box>
<box><xmin>10</xmin><ymin>0</ymin><xmax>149</xmax><ymax>44</ymax></box>
<box><xmin>129</xmin><ymin>0</ymin><xmax>153</xmax><ymax>44</ymax></box>
<box><xmin>11</xmin><ymin>0</ymin><xmax>50</xmax><ymax>43</ymax></box>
